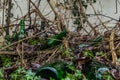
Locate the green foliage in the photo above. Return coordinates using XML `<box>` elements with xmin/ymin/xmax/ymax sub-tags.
<box><xmin>102</xmin><ymin>72</ymin><xmax>114</xmax><ymax>80</ymax></box>
<box><xmin>71</xmin><ymin>0</ymin><xmax>97</xmax><ymax>31</ymax></box>
<box><xmin>29</xmin><ymin>37</ymin><xmax>40</xmax><ymax>45</ymax></box>
<box><xmin>0</xmin><ymin>68</ymin><xmax>3</xmax><ymax>79</ymax></box>
<box><xmin>0</xmin><ymin>66</ymin><xmax>39</xmax><ymax>80</ymax></box>
<box><xmin>0</xmin><ymin>55</ymin><xmax>12</xmax><ymax>67</ymax></box>
<box><xmin>0</xmin><ymin>53</ymin><xmax>114</xmax><ymax>80</ymax></box>
<box><xmin>96</xmin><ymin>67</ymin><xmax>114</xmax><ymax>80</ymax></box>
<box><xmin>62</xmin><ymin>49</ymin><xmax>69</xmax><ymax>56</ymax></box>
<box><xmin>75</xmin><ymin>70</ymin><xmax>82</xmax><ymax>79</ymax></box>
<box><xmin>10</xmin><ymin>67</ymin><xmax>25</xmax><ymax>80</ymax></box>
<box><xmin>62</xmin><ymin>69</ymin><xmax>84</xmax><ymax>80</ymax></box>
<box><xmin>72</xmin><ymin>1</ymin><xmax>82</xmax><ymax>31</ymax></box>
<box><xmin>83</xmin><ymin>59</ymin><xmax>115</xmax><ymax>80</ymax></box>
<box><xmin>10</xmin><ymin>67</ymin><xmax>39</xmax><ymax>80</ymax></box>
<box><xmin>83</xmin><ymin>50</ymin><xmax>94</xmax><ymax>59</ymax></box>
<box><xmin>35</xmin><ymin>61</ymin><xmax>86</xmax><ymax>80</ymax></box>
<box><xmin>50</xmin><ymin>77</ymin><xmax>55</xmax><ymax>80</ymax></box>
<box><xmin>59</xmin><ymin>45</ymin><xmax>74</xmax><ymax>60</ymax></box>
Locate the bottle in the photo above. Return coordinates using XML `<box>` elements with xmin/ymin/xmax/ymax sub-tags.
<box><xmin>39</xmin><ymin>30</ymin><xmax>67</xmax><ymax>50</ymax></box>
<box><xmin>47</xmin><ymin>30</ymin><xmax>67</xmax><ymax>47</ymax></box>
<box><xmin>35</xmin><ymin>61</ymin><xmax>73</xmax><ymax>80</ymax></box>
<box><xmin>18</xmin><ymin>19</ymin><xmax>25</xmax><ymax>39</ymax></box>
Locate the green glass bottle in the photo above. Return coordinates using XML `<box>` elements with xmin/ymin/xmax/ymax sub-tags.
<box><xmin>39</xmin><ymin>30</ymin><xmax>67</xmax><ymax>50</ymax></box>
<box><xmin>18</xmin><ymin>19</ymin><xmax>25</xmax><ymax>39</ymax></box>
<box><xmin>47</xmin><ymin>30</ymin><xmax>67</xmax><ymax>47</ymax></box>
<box><xmin>35</xmin><ymin>61</ymin><xmax>73</xmax><ymax>80</ymax></box>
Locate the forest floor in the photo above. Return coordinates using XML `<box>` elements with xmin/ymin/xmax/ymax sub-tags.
<box><xmin>0</xmin><ymin>30</ymin><xmax>120</xmax><ymax>80</ymax></box>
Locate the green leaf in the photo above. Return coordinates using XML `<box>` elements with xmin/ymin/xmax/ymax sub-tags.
<box><xmin>29</xmin><ymin>37</ymin><xmax>40</xmax><ymax>45</ymax></box>
<box><xmin>83</xmin><ymin>51</ymin><xmax>94</xmax><ymax>59</ymax></box>
<box><xmin>75</xmin><ymin>70</ymin><xmax>82</xmax><ymax>79</ymax></box>
<box><xmin>0</xmin><ymin>69</ymin><xmax>3</xmax><ymax>79</ymax></box>
<box><xmin>0</xmin><ymin>55</ymin><xmax>12</xmax><ymax>67</ymax></box>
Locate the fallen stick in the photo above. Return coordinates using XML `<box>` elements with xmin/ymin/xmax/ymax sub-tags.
<box><xmin>110</xmin><ymin>29</ymin><xmax>119</xmax><ymax>65</ymax></box>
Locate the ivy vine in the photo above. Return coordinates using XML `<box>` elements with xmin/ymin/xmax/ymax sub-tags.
<box><xmin>71</xmin><ymin>0</ymin><xmax>96</xmax><ymax>31</ymax></box>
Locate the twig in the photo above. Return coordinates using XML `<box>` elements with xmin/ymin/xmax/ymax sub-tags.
<box><xmin>47</xmin><ymin>0</ymin><xmax>65</xmax><ymax>31</ymax></box>
<box><xmin>16</xmin><ymin>43</ymin><xmax>22</xmax><ymax>64</ymax></box>
<box><xmin>47</xmin><ymin>0</ymin><xmax>57</xmax><ymax>16</ymax></box>
<box><xmin>89</xmin><ymin>20</ymin><xmax>112</xmax><ymax>35</ymax></box>
<box><xmin>78</xmin><ymin>0</ymin><xmax>100</xmax><ymax>36</ymax></box>
<box><xmin>28</xmin><ymin>0</ymin><xmax>32</xmax><ymax>29</ymax></box>
<box><xmin>109</xmin><ymin>29</ymin><xmax>119</xmax><ymax>65</ymax></box>
<box><xmin>13</xmin><ymin>0</ymin><xmax>23</xmax><ymax>16</ymax></box>
<box><xmin>29</xmin><ymin>0</ymin><xmax>52</xmax><ymax>22</ymax></box>
<box><xmin>46</xmin><ymin>48</ymin><xmax>59</xmax><ymax>63</ymax></box>
<box><xmin>115</xmin><ymin>0</ymin><xmax>118</xmax><ymax>14</ymax></box>
<box><xmin>1</xmin><ymin>0</ymin><xmax>5</xmax><ymax>33</ymax></box>
<box><xmin>90</xmin><ymin>4</ymin><xmax>109</xmax><ymax>31</ymax></box>
<box><xmin>6</xmin><ymin>0</ymin><xmax>12</xmax><ymax>35</ymax></box>
<box><xmin>86</xmin><ymin>14</ymin><xmax>119</xmax><ymax>22</ymax></box>
<box><xmin>22</xmin><ymin>42</ymin><xmax>26</xmax><ymax>67</ymax></box>
<box><xmin>0</xmin><ymin>9</ymin><xmax>36</xmax><ymax>31</ymax></box>
<box><xmin>0</xmin><ymin>51</ymin><xmax>17</xmax><ymax>55</ymax></box>
<box><xmin>33</xmin><ymin>0</ymin><xmax>41</xmax><ymax>25</ymax></box>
